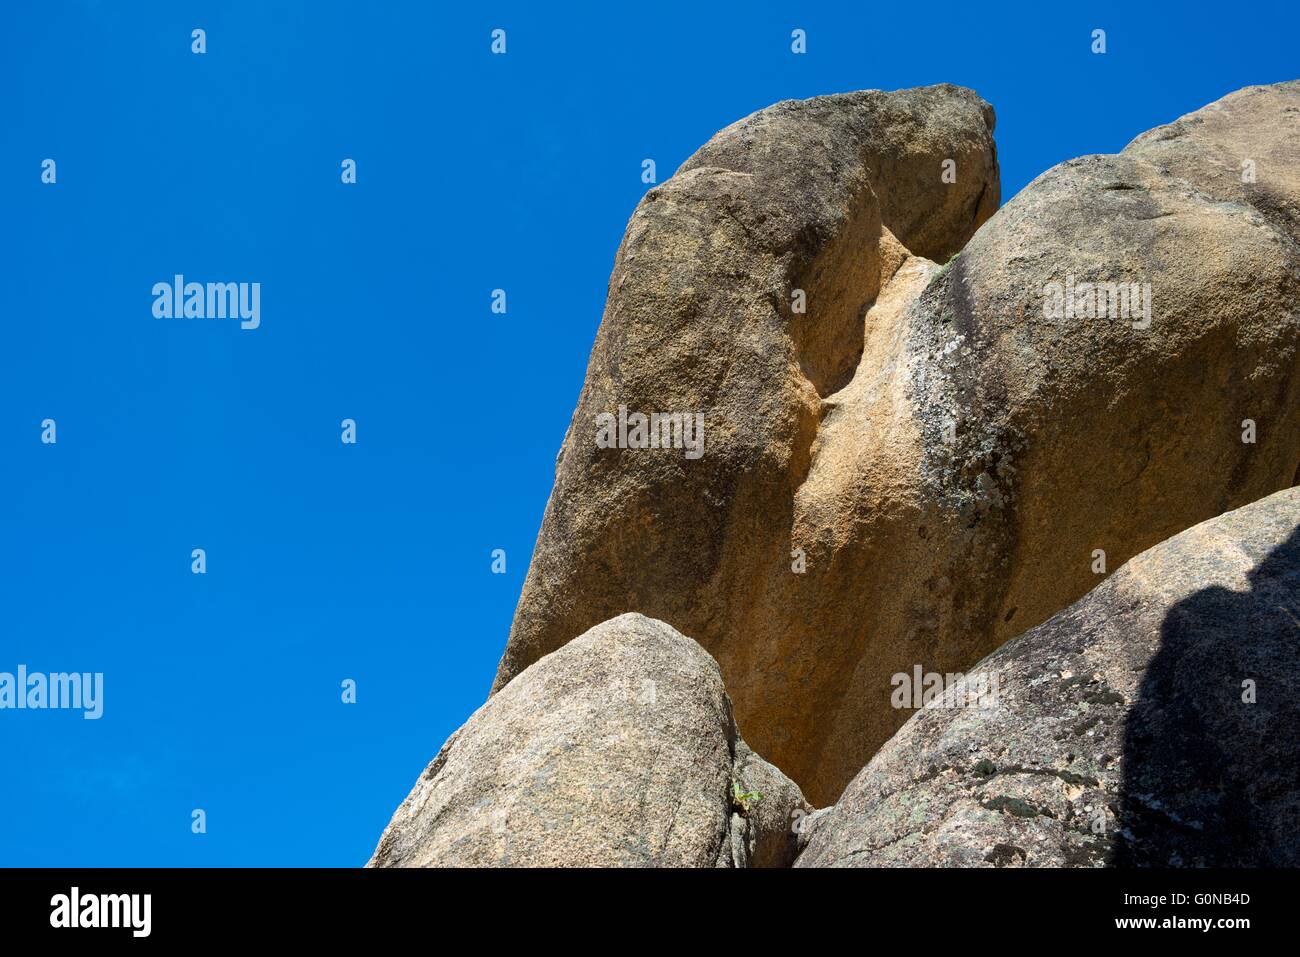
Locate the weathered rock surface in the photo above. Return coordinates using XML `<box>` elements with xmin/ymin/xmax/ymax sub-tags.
<box><xmin>369</xmin><ymin>614</ymin><xmax>809</xmax><ymax>867</ymax></box>
<box><xmin>494</xmin><ymin>82</ymin><xmax>1300</xmax><ymax>805</ymax></box>
<box><xmin>795</xmin><ymin>486</ymin><xmax>1300</xmax><ymax>867</ymax></box>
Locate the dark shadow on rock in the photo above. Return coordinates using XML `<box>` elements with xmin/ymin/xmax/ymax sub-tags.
<box><xmin>1113</xmin><ymin>524</ymin><xmax>1300</xmax><ymax>866</ymax></box>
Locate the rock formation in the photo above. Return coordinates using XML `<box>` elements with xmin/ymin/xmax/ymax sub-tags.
<box><xmin>795</xmin><ymin>485</ymin><xmax>1300</xmax><ymax>867</ymax></box>
<box><xmin>369</xmin><ymin>614</ymin><xmax>809</xmax><ymax>867</ymax></box>
<box><xmin>373</xmin><ymin>82</ymin><xmax>1300</xmax><ymax>866</ymax></box>
<box><xmin>492</xmin><ymin>81</ymin><xmax>1300</xmax><ymax>804</ymax></box>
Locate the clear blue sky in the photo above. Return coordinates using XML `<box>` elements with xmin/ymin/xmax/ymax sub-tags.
<box><xmin>2</xmin><ymin>1</ymin><xmax>1295</xmax><ymax>866</ymax></box>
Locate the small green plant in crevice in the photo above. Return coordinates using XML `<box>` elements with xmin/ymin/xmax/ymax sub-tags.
<box><xmin>731</xmin><ymin>780</ymin><xmax>763</xmax><ymax>816</ymax></box>
<box><xmin>933</xmin><ymin>250</ymin><xmax>962</xmax><ymax>278</ymax></box>
<box><xmin>924</xmin><ymin>252</ymin><xmax>960</xmax><ymax>296</ymax></box>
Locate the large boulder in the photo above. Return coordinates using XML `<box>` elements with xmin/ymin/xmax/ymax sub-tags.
<box><xmin>795</xmin><ymin>485</ymin><xmax>1300</xmax><ymax>867</ymax></box>
<box><xmin>369</xmin><ymin>614</ymin><xmax>809</xmax><ymax>867</ymax></box>
<box><xmin>494</xmin><ymin>82</ymin><xmax>1300</xmax><ymax>805</ymax></box>
<box><xmin>494</xmin><ymin>84</ymin><xmax>1001</xmax><ymax>805</ymax></box>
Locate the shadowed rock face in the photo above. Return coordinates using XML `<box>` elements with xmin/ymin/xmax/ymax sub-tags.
<box><xmin>794</xmin><ymin>486</ymin><xmax>1300</xmax><ymax>868</ymax></box>
<box><xmin>495</xmin><ymin>81</ymin><xmax>1300</xmax><ymax>805</ymax></box>
<box><xmin>369</xmin><ymin>614</ymin><xmax>809</xmax><ymax>868</ymax></box>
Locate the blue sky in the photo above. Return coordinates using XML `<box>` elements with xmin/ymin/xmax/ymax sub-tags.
<box><xmin>2</xmin><ymin>1</ymin><xmax>1296</xmax><ymax>866</ymax></box>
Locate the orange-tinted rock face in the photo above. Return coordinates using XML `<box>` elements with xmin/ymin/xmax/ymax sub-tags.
<box><xmin>493</xmin><ymin>83</ymin><xmax>1300</xmax><ymax>805</ymax></box>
